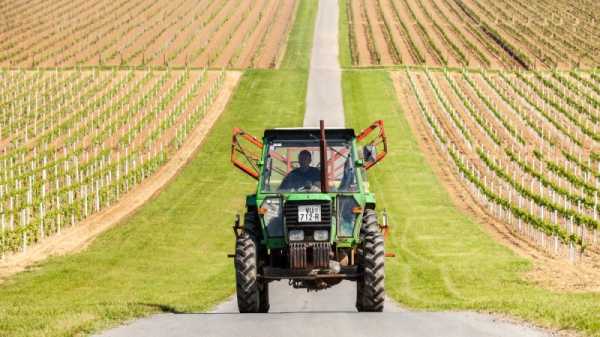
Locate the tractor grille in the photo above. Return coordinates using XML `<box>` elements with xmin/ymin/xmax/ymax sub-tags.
<box><xmin>289</xmin><ymin>242</ymin><xmax>331</xmax><ymax>269</ymax></box>
<box><xmin>284</xmin><ymin>200</ymin><xmax>332</xmax><ymax>227</ymax></box>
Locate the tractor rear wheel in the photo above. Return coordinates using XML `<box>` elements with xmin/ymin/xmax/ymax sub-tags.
<box><xmin>235</xmin><ymin>213</ymin><xmax>269</xmax><ymax>313</ymax></box>
<box><xmin>356</xmin><ymin>210</ymin><xmax>385</xmax><ymax>312</ymax></box>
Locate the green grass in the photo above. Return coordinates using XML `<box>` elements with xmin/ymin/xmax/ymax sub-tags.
<box><xmin>342</xmin><ymin>69</ymin><xmax>600</xmax><ymax>337</ymax></box>
<box><xmin>0</xmin><ymin>0</ymin><xmax>318</xmax><ymax>334</ymax></box>
<box><xmin>338</xmin><ymin>0</ymin><xmax>352</xmax><ymax>68</ymax></box>
<box><xmin>280</xmin><ymin>0</ymin><xmax>318</xmax><ymax>70</ymax></box>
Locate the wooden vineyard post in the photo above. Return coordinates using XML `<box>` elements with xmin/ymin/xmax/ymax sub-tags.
<box><xmin>57</xmin><ymin>194</ymin><xmax>61</xmax><ymax>235</ymax></box>
<box><xmin>594</xmin><ymin>192</ymin><xmax>598</xmax><ymax>246</ymax></box>
<box><xmin>40</xmin><ymin>203</ymin><xmax>44</xmax><ymax>240</ymax></box>
<box><xmin>95</xmin><ymin>180</ymin><xmax>100</xmax><ymax>212</ymax></box>
<box><xmin>84</xmin><ymin>185</ymin><xmax>89</xmax><ymax>218</ymax></box>
<box><xmin>21</xmin><ymin>208</ymin><xmax>27</xmax><ymax>252</ymax></box>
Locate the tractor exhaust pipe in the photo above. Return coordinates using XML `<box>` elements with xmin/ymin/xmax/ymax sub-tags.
<box><xmin>319</xmin><ymin>120</ymin><xmax>329</xmax><ymax>193</ymax></box>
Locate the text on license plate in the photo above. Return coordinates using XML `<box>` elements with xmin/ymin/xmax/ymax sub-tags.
<box><xmin>298</xmin><ymin>205</ymin><xmax>321</xmax><ymax>222</ymax></box>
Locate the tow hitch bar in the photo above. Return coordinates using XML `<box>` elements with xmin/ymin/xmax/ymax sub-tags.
<box><xmin>381</xmin><ymin>209</ymin><xmax>396</xmax><ymax>257</ymax></box>
<box><xmin>228</xmin><ymin>214</ymin><xmax>243</xmax><ymax>258</ymax></box>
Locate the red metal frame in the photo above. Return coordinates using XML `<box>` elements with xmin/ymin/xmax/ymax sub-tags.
<box><xmin>319</xmin><ymin>120</ymin><xmax>329</xmax><ymax>192</ymax></box>
<box><xmin>231</xmin><ymin>127</ymin><xmax>263</xmax><ymax>180</ymax></box>
<box><xmin>232</xmin><ymin>120</ymin><xmax>387</xmax><ymax>179</ymax></box>
<box><xmin>356</xmin><ymin>120</ymin><xmax>388</xmax><ymax>170</ymax></box>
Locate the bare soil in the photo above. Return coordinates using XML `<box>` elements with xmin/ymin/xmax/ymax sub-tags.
<box><xmin>363</xmin><ymin>0</ymin><xmax>393</xmax><ymax>64</ymax></box>
<box><xmin>0</xmin><ymin>0</ymin><xmax>297</xmax><ymax>69</ymax></box>
<box><xmin>377</xmin><ymin>0</ymin><xmax>414</xmax><ymax>64</ymax></box>
<box><xmin>348</xmin><ymin>0</ymin><xmax>600</xmax><ymax>69</ymax></box>
<box><xmin>255</xmin><ymin>0</ymin><xmax>297</xmax><ymax>69</ymax></box>
<box><xmin>0</xmin><ymin>71</ymin><xmax>241</xmax><ymax>282</ymax></box>
<box><xmin>349</xmin><ymin>0</ymin><xmax>371</xmax><ymax>65</ymax></box>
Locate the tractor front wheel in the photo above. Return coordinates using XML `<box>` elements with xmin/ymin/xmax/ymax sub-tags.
<box><xmin>356</xmin><ymin>210</ymin><xmax>385</xmax><ymax>312</ymax></box>
<box><xmin>235</xmin><ymin>231</ymin><xmax>269</xmax><ymax>313</ymax></box>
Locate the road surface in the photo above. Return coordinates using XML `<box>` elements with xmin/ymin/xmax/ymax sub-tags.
<box><xmin>96</xmin><ymin>1</ymin><xmax>553</xmax><ymax>336</ymax></box>
<box><xmin>304</xmin><ymin>0</ymin><xmax>344</xmax><ymax>127</ymax></box>
<box><xmin>98</xmin><ymin>281</ymin><xmax>551</xmax><ymax>337</ymax></box>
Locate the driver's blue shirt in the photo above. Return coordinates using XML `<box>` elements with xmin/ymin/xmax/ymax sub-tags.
<box><xmin>279</xmin><ymin>167</ymin><xmax>321</xmax><ymax>191</ymax></box>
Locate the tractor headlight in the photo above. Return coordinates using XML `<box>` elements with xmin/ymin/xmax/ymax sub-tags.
<box><xmin>313</xmin><ymin>230</ymin><xmax>328</xmax><ymax>241</ymax></box>
<box><xmin>288</xmin><ymin>230</ymin><xmax>304</xmax><ymax>241</ymax></box>
<box><xmin>261</xmin><ymin>197</ymin><xmax>283</xmax><ymax>236</ymax></box>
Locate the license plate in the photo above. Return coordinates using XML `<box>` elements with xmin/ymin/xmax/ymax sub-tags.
<box><xmin>298</xmin><ymin>205</ymin><xmax>321</xmax><ymax>222</ymax></box>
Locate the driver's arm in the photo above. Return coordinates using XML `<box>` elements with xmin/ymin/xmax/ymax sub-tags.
<box><xmin>278</xmin><ymin>170</ymin><xmax>295</xmax><ymax>191</ymax></box>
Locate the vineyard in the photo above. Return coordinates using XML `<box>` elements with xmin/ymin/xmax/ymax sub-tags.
<box><xmin>393</xmin><ymin>67</ymin><xmax>600</xmax><ymax>258</ymax></box>
<box><xmin>0</xmin><ymin>0</ymin><xmax>298</xmax><ymax>69</ymax></box>
<box><xmin>0</xmin><ymin>67</ymin><xmax>236</xmax><ymax>256</ymax></box>
<box><xmin>346</xmin><ymin>0</ymin><xmax>600</xmax><ymax>69</ymax></box>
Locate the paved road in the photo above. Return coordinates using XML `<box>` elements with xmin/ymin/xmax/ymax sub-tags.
<box><xmin>96</xmin><ymin>1</ymin><xmax>554</xmax><ymax>336</ymax></box>
<box><xmin>98</xmin><ymin>281</ymin><xmax>551</xmax><ymax>337</ymax></box>
<box><xmin>304</xmin><ymin>0</ymin><xmax>344</xmax><ymax>127</ymax></box>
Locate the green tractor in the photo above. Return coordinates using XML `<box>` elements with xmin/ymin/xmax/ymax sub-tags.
<box><xmin>230</xmin><ymin>120</ymin><xmax>389</xmax><ymax>313</ymax></box>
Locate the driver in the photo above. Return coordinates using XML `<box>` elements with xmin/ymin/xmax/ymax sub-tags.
<box><xmin>279</xmin><ymin>150</ymin><xmax>321</xmax><ymax>191</ymax></box>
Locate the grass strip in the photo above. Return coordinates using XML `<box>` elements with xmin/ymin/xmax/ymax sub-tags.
<box><xmin>338</xmin><ymin>0</ymin><xmax>353</xmax><ymax>68</ymax></box>
<box><xmin>280</xmin><ymin>0</ymin><xmax>319</xmax><ymax>70</ymax></box>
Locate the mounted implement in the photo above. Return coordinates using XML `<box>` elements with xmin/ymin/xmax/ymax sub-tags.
<box><xmin>230</xmin><ymin>120</ymin><xmax>389</xmax><ymax>313</ymax></box>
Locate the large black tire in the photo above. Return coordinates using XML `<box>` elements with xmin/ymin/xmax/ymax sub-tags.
<box><xmin>356</xmin><ymin>209</ymin><xmax>385</xmax><ymax>312</ymax></box>
<box><xmin>235</xmin><ymin>232</ymin><xmax>260</xmax><ymax>313</ymax></box>
<box><xmin>235</xmin><ymin>212</ymin><xmax>269</xmax><ymax>313</ymax></box>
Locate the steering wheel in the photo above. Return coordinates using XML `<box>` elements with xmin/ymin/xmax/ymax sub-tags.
<box><xmin>296</xmin><ymin>184</ymin><xmax>321</xmax><ymax>192</ymax></box>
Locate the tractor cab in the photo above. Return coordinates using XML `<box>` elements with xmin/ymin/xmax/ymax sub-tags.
<box><xmin>230</xmin><ymin>121</ymin><xmax>388</xmax><ymax>313</ymax></box>
<box><xmin>261</xmin><ymin>128</ymin><xmax>359</xmax><ymax>194</ymax></box>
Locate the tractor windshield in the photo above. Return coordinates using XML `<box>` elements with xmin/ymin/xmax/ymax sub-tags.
<box><xmin>261</xmin><ymin>139</ymin><xmax>358</xmax><ymax>193</ymax></box>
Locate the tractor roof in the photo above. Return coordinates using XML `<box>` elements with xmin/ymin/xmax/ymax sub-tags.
<box><xmin>264</xmin><ymin>128</ymin><xmax>355</xmax><ymax>141</ymax></box>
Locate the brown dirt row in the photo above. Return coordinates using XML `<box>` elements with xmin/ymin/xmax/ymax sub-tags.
<box><xmin>0</xmin><ymin>0</ymin><xmax>298</xmax><ymax>69</ymax></box>
<box><xmin>141</xmin><ymin>0</ymin><xmax>209</xmax><ymax>65</ymax></box>
<box><xmin>421</xmin><ymin>0</ymin><xmax>488</xmax><ymax>67</ymax></box>
<box><xmin>167</xmin><ymin>0</ymin><xmax>221</xmax><ymax>66</ymax></box>
<box><xmin>363</xmin><ymin>0</ymin><xmax>394</xmax><ymax>64</ymax></box>
<box><xmin>1</xmin><ymin>0</ymin><xmax>82</xmax><ymax>50</ymax></box>
<box><xmin>349</xmin><ymin>0</ymin><xmax>371</xmax><ymax>65</ymax></box>
<box><xmin>254</xmin><ymin>0</ymin><xmax>297</xmax><ymax>69</ymax></box>
<box><xmin>408</xmin><ymin>0</ymin><xmax>463</xmax><ymax>67</ymax></box>
<box><xmin>377</xmin><ymin>0</ymin><xmax>414</xmax><ymax>64</ymax></box>
<box><xmin>391</xmin><ymin>71</ymin><xmax>600</xmax><ymax>292</ymax></box>
<box><xmin>104</xmin><ymin>0</ymin><xmax>189</xmax><ymax>66</ymax></box>
<box><xmin>0</xmin><ymin>71</ymin><xmax>241</xmax><ymax>282</ymax></box>
<box><xmin>233</xmin><ymin>1</ymin><xmax>281</xmax><ymax>68</ymax></box>
<box><xmin>393</xmin><ymin>0</ymin><xmax>436</xmax><ymax>65</ymax></box>
<box><xmin>348</xmin><ymin>0</ymin><xmax>600</xmax><ymax>69</ymax></box>
<box><xmin>23</xmin><ymin>0</ymin><xmax>135</xmax><ymax>67</ymax></box>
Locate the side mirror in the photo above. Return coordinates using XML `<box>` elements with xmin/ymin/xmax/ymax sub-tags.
<box><xmin>363</xmin><ymin>145</ymin><xmax>377</xmax><ymax>165</ymax></box>
<box><xmin>231</xmin><ymin>127</ymin><xmax>263</xmax><ymax>179</ymax></box>
<box><xmin>357</xmin><ymin>120</ymin><xmax>388</xmax><ymax>170</ymax></box>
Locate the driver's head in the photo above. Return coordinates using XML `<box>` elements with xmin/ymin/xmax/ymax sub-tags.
<box><xmin>298</xmin><ymin>150</ymin><xmax>312</xmax><ymax>169</ymax></box>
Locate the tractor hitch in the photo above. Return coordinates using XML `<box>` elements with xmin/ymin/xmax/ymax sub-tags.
<box><xmin>228</xmin><ymin>214</ymin><xmax>243</xmax><ymax>258</ymax></box>
<box><xmin>380</xmin><ymin>209</ymin><xmax>396</xmax><ymax>258</ymax></box>
<box><xmin>232</xmin><ymin>213</ymin><xmax>243</xmax><ymax>238</ymax></box>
